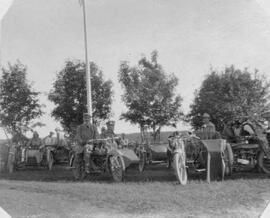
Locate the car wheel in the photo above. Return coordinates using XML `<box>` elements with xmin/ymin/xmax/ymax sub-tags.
<box><xmin>258</xmin><ymin>149</ymin><xmax>270</xmax><ymax>174</ymax></box>
<box><xmin>173</xmin><ymin>152</ymin><xmax>187</xmax><ymax>185</ymax></box>
<box><xmin>109</xmin><ymin>155</ymin><xmax>124</xmax><ymax>182</ymax></box>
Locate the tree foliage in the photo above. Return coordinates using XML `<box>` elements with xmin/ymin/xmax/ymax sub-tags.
<box><xmin>0</xmin><ymin>61</ymin><xmax>43</xmax><ymax>134</ymax></box>
<box><xmin>118</xmin><ymin>51</ymin><xmax>183</xmax><ymax>141</ymax></box>
<box><xmin>48</xmin><ymin>60</ymin><xmax>113</xmax><ymax>134</ymax></box>
<box><xmin>189</xmin><ymin>66</ymin><xmax>270</xmax><ymax>131</ymax></box>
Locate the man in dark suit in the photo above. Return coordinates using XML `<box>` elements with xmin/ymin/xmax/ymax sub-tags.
<box><xmin>74</xmin><ymin>113</ymin><xmax>98</xmax><ymax>179</ymax></box>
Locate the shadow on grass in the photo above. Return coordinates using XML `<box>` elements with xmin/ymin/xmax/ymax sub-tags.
<box><xmin>0</xmin><ymin>163</ymin><xmax>269</xmax><ymax>183</ymax></box>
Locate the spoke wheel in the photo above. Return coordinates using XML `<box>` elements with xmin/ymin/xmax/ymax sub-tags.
<box><xmin>110</xmin><ymin>155</ymin><xmax>124</xmax><ymax>182</ymax></box>
<box><xmin>173</xmin><ymin>152</ymin><xmax>187</xmax><ymax>185</ymax></box>
<box><xmin>138</xmin><ymin>151</ymin><xmax>146</xmax><ymax>173</ymax></box>
<box><xmin>7</xmin><ymin>154</ymin><xmax>14</xmax><ymax>173</ymax></box>
<box><xmin>69</xmin><ymin>153</ymin><xmax>75</xmax><ymax>167</ymax></box>
<box><xmin>47</xmin><ymin>151</ymin><xmax>54</xmax><ymax>171</ymax></box>
<box><xmin>258</xmin><ymin>150</ymin><xmax>270</xmax><ymax>174</ymax></box>
<box><xmin>223</xmin><ymin>143</ymin><xmax>233</xmax><ymax>176</ymax></box>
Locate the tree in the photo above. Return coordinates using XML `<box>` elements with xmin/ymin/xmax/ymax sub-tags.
<box><xmin>118</xmin><ymin>51</ymin><xmax>183</xmax><ymax>141</ymax></box>
<box><xmin>0</xmin><ymin>61</ymin><xmax>43</xmax><ymax>136</ymax></box>
<box><xmin>189</xmin><ymin>66</ymin><xmax>270</xmax><ymax>131</ymax></box>
<box><xmin>48</xmin><ymin>60</ymin><xmax>113</xmax><ymax>134</ymax></box>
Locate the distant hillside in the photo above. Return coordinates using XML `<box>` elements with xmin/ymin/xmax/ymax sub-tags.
<box><xmin>0</xmin><ymin>139</ymin><xmax>9</xmax><ymax>147</ymax></box>
<box><xmin>123</xmin><ymin>131</ymin><xmax>188</xmax><ymax>143</ymax></box>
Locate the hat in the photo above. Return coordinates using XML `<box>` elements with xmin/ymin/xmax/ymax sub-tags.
<box><xmin>202</xmin><ymin>113</ymin><xmax>210</xmax><ymax>118</ymax></box>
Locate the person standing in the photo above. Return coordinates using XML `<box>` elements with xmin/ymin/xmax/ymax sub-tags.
<box><xmin>74</xmin><ymin>113</ymin><xmax>98</xmax><ymax>179</ymax></box>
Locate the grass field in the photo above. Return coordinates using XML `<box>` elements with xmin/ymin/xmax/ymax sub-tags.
<box><xmin>0</xmin><ymin>164</ymin><xmax>269</xmax><ymax>218</ymax></box>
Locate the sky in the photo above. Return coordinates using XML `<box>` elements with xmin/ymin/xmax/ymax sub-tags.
<box><xmin>1</xmin><ymin>0</ymin><xmax>270</xmax><ymax>138</ymax></box>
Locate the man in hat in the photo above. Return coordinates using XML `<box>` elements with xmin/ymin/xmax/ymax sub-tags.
<box><xmin>120</xmin><ymin>133</ymin><xmax>129</xmax><ymax>146</ymax></box>
<box><xmin>26</xmin><ymin>131</ymin><xmax>43</xmax><ymax>164</ymax></box>
<box><xmin>100</xmin><ymin>126</ymin><xmax>107</xmax><ymax>139</ymax></box>
<box><xmin>104</xmin><ymin>120</ymin><xmax>120</xmax><ymax>148</ymax></box>
<box><xmin>43</xmin><ymin>131</ymin><xmax>57</xmax><ymax>146</ymax></box>
<box><xmin>105</xmin><ymin>120</ymin><xmax>116</xmax><ymax>138</ymax></box>
<box><xmin>239</xmin><ymin>117</ymin><xmax>268</xmax><ymax>146</ymax></box>
<box><xmin>74</xmin><ymin>113</ymin><xmax>98</xmax><ymax>178</ymax></box>
<box><xmin>201</xmin><ymin>113</ymin><xmax>216</xmax><ymax>132</ymax></box>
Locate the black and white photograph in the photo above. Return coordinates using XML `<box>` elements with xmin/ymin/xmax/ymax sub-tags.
<box><xmin>0</xmin><ymin>0</ymin><xmax>270</xmax><ymax>217</ymax></box>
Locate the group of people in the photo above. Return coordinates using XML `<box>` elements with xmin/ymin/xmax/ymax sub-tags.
<box><xmin>73</xmin><ymin>113</ymin><xmax>129</xmax><ymax>178</ymax></box>
<box><xmin>26</xmin><ymin>128</ymin><xmax>64</xmax><ymax>149</ymax></box>
<box><xmin>75</xmin><ymin>113</ymin><xmax>127</xmax><ymax>145</ymax></box>
<box><xmin>222</xmin><ymin>116</ymin><xmax>270</xmax><ymax>152</ymax></box>
<box><xmin>22</xmin><ymin>111</ymin><xmax>270</xmax><ymax>178</ymax></box>
<box><xmin>197</xmin><ymin>112</ymin><xmax>270</xmax><ymax>150</ymax></box>
<box><xmin>21</xmin><ymin>128</ymin><xmax>66</xmax><ymax>164</ymax></box>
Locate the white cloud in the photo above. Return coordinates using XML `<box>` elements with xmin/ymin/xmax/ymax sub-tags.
<box><xmin>0</xmin><ymin>0</ymin><xmax>13</xmax><ymax>21</ymax></box>
<box><xmin>256</xmin><ymin>0</ymin><xmax>270</xmax><ymax>16</ymax></box>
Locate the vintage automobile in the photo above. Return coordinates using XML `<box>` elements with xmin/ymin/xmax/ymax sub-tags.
<box><xmin>136</xmin><ymin>141</ymin><xmax>169</xmax><ymax>173</ymax></box>
<box><xmin>167</xmin><ymin>133</ymin><xmax>188</xmax><ymax>185</ymax></box>
<box><xmin>43</xmin><ymin>134</ymin><xmax>72</xmax><ymax>170</ymax></box>
<box><xmin>69</xmin><ymin>137</ymin><xmax>139</xmax><ymax>182</ymax></box>
<box><xmin>7</xmin><ymin>141</ymin><xmax>53</xmax><ymax>173</ymax></box>
<box><xmin>225</xmin><ymin>136</ymin><xmax>270</xmax><ymax>174</ymax></box>
<box><xmin>168</xmin><ymin>131</ymin><xmax>232</xmax><ymax>185</ymax></box>
<box><xmin>221</xmin><ymin>117</ymin><xmax>270</xmax><ymax>175</ymax></box>
<box><xmin>135</xmin><ymin>128</ymin><xmax>174</xmax><ymax>172</ymax></box>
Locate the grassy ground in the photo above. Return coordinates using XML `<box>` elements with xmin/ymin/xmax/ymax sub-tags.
<box><xmin>0</xmin><ymin>164</ymin><xmax>269</xmax><ymax>218</ymax></box>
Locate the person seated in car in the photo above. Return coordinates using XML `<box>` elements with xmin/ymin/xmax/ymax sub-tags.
<box><xmin>43</xmin><ymin>131</ymin><xmax>57</xmax><ymax>147</ymax></box>
<box><xmin>100</xmin><ymin>127</ymin><xmax>107</xmax><ymax>139</ymax></box>
<box><xmin>27</xmin><ymin>131</ymin><xmax>42</xmax><ymax>149</ymax></box>
<box><xmin>196</xmin><ymin>113</ymin><xmax>217</xmax><ymax>139</ymax></box>
<box><xmin>222</xmin><ymin>119</ymin><xmax>241</xmax><ymax>143</ymax></box>
<box><xmin>227</xmin><ymin>117</ymin><xmax>268</xmax><ymax>153</ymax></box>
<box><xmin>105</xmin><ymin>121</ymin><xmax>116</xmax><ymax>138</ymax></box>
<box><xmin>26</xmin><ymin>131</ymin><xmax>43</xmax><ymax>164</ymax></box>
<box><xmin>100</xmin><ymin>120</ymin><xmax>117</xmax><ymax>150</ymax></box>
<box><xmin>200</xmin><ymin>113</ymin><xmax>216</xmax><ymax>132</ymax></box>
<box><xmin>120</xmin><ymin>133</ymin><xmax>129</xmax><ymax>146</ymax></box>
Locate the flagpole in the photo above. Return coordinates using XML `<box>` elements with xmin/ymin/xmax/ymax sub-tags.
<box><xmin>0</xmin><ymin>0</ymin><xmax>14</xmax><ymax>68</ymax></box>
<box><xmin>81</xmin><ymin>0</ymin><xmax>93</xmax><ymax>123</ymax></box>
